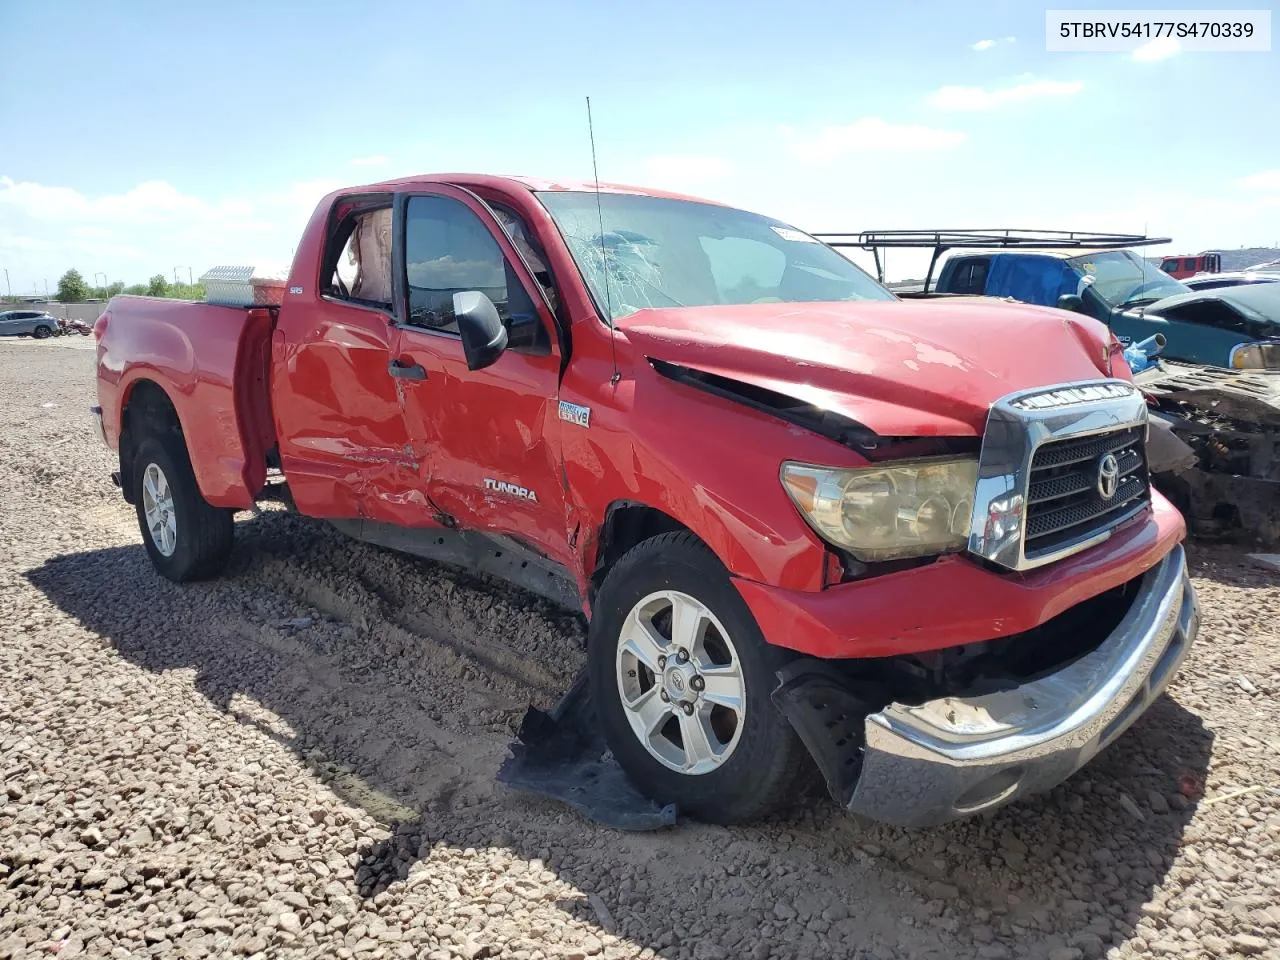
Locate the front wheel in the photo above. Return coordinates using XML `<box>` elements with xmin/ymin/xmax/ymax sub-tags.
<box><xmin>588</xmin><ymin>532</ymin><xmax>810</xmax><ymax>823</ymax></box>
<box><xmin>132</xmin><ymin>436</ymin><xmax>234</xmax><ymax>582</ymax></box>
<box><xmin>32</xmin><ymin>324</ymin><xmax>53</xmax><ymax>339</ymax></box>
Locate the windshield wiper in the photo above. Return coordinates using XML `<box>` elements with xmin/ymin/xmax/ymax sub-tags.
<box><xmin>1119</xmin><ymin>295</ymin><xmax>1161</xmax><ymax>309</ymax></box>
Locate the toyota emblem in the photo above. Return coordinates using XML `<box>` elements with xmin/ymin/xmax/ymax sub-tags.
<box><xmin>1096</xmin><ymin>453</ymin><xmax>1120</xmax><ymax>499</ymax></box>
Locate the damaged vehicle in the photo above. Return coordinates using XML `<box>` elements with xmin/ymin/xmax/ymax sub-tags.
<box><xmin>820</xmin><ymin>229</ymin><xmax>1280</xmax><ymax>370</ymax></box>
<box><xmin>1137</xmin><ymin>362</ymin><xmax>1280</xmax><ymax>544</ymax></box>
<box><xmin>91</xmin><ymin>176</ymin><xmax>1198</xmax><ymax>828</ymax></box>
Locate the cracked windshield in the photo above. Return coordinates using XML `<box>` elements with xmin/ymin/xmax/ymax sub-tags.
<box><xmin>538</xmin><ymin>191</ymin><xmax>893</xmax><ymax>322</ymax></box>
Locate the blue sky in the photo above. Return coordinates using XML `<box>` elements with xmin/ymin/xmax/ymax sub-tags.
<box><xmin>1</xmin><ymin>0</ymin><xmax>1277</xmax><ymax>292</ymax></box>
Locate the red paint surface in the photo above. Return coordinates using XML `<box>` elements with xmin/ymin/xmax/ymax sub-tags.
<box><xmin>95</xmin><ymin>297</ymin><xmax>275</xmax><ymax>509</ymax></box>
<box><xmin>736</xmin><ymin>491</ymin><xmax>1185</xmax><ymax>658</ymax></box>
<box><xmin>96</xmin><ymin>174</ymin><xmax>1185</xmax><ymax>660</ymax></box>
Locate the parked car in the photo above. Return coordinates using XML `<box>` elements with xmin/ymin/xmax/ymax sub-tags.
<box><xmin>0</xmin><ymin>309</ymin><xmax>60</xmax><ymax>339</ymax></box>
<box><xmin>92</xmin><ymin>174</ymin><xmax>1198</xmax><ymax>828</ymax></box>
<box><xmin>1183</xmin><ymin>271</ymin><xmax>1280</xmax><ymax>291</ymax></box>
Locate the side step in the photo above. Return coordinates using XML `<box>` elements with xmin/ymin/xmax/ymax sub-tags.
<box><xmin>329</xmin><ymin>518</ymin><xmax>582</xmax><ymax>612</ymax></box>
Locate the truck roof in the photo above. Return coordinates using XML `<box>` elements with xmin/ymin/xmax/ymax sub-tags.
<box><xmin>941</xmin><ymin>248</ymin><xmax>1082</xmax><ymax>261</ymax></box>
<box><xmin>346</xmin><ymin>173</ymin><xmax>725</xmax><ymax>207</ymax></box>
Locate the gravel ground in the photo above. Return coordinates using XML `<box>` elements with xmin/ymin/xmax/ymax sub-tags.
<box><xmin>1</xmin><ymin>336</ymin><xmax>1278</xmax><ymax>960</ymax></box>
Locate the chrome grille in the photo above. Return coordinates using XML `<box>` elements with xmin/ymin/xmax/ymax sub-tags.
<box><xmin>1024</xmin><ymin>426</ymin><xmax>1149</xmax><ymax>558</ymax></box>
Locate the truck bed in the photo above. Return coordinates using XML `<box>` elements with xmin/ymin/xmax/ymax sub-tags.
<box><xmin>95</xmin><ymin>296</ymin><xmax>276</xmax><ymax>508</ymax></box>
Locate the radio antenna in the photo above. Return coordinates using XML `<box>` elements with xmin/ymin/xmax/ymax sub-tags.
<box><xmin>587</xmin><ymin>96</ymin><xmax>620</xmax><ymax>385</ymax></box>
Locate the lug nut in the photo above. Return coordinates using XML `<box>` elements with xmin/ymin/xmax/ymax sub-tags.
<box><xmin>690</xmin><ymin>675</ymin><xmax>704</xmax><ymax>691</ymax></box>
<box><xmin>657</xmin><ymin>655</ymin><xmax>667</xmax><ymax>670</ymax></box>
<box><xmin>680</xmin><ymin>702</ymin><xmax>694</xmax><ymax>715</ymax></box>
<box><xmin>660</xmin><ymin>689</ymin><xmax>670</xmax><ymax>702</ymax></box>
<box><xmin>676</xmin><ymin>648</ymin><xmax>689</xmax><ymax>663</ymax></box>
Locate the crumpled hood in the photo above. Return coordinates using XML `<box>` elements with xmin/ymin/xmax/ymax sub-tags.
<box><xmin>1145</xmin><ymin>282</ymin><xmax>1280</xmax><ymax>337</ymax></box>
<box><xmin>618</xmin><ymin>299</ymin><xmax>1117</xmax><ymax>436</ymax></box>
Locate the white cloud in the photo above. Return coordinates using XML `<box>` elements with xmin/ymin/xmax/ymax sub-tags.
<box><xmin>0</xmin><ymin>174</ymin><xmax>328</xmax><ymax>291</ymax></box>
<box><xmin>351</xmin><ymin>155</ymin><xmax>390</xmax><ymax>168</ymax></box>
<box><xmin>972</xmin><ymin>36</ymin><xmax>1015</xmax><ymax>51</ymax></box>
<box><xmin>0</xmin><ymin>175</ymin><xmax>246</xmax><ymax>226</ymax></box>
<box><xmin>928</xmin><ymin>78</ymin><xmax>1084</xmax><ymax>111</ymax></box>
<box><xmin>1132</xmin><ymin>37</ymin><xmax>1181</xmax><ymax>62</ymax></box>
<box><xmin>783</xmin><ymin>117</ymin><xmax>967</xmax><ymax>163</ymax></box>
<box><xmin>1235</xmin><ymin>170</ymin><xmax>1280</xmax><ymax>192</ymax></box>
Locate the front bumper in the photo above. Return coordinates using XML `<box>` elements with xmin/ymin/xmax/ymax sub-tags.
<box><xmin>845</xmin><ymin>543</ymin><xmax>1197</xmax><ymax>827</ymax></box>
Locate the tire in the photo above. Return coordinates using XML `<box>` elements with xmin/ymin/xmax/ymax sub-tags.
<box><xmin>32</xmin><ymin>324</ymin><xmax>52</xmax><ymax>339</ymax></box>
<box><xmin>588</xmin><ymin>531</ymin><xmax>810</xmax><ymax>823</ymax></box>
<box><xmin>132</xmin><ymin>435</ymin><xmax>234</xmax><ymax>582</ymax></box>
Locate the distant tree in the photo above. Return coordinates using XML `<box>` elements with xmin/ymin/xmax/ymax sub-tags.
<box><xmin>107</xmin><ymin>281</ymin><xmax>125</xmax><ymax>297</ymax></box>
<box><xmin>56</xmin><ymin>269</ymin><xmax>89</xmax><ymax>303</ymax></box>
<box><xmin>147</xmin><ymin>274</ymin><xmax>168</xmax><ymax>297</ymax></box>
<box><xmin>124</xmin><ymin>283</ymin><xmax>148</xmax><ymax>296</ymax></box>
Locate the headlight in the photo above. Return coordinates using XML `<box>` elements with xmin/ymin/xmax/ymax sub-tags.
<box><xmin>781</xmin><ymin>458</ymin><xmax>978</xmax><ymax>561</ymax></box>
<box><xmin>1230</xmin><ymin>342</ymin><xmax>1280</xmax><ymax>370</ymax></box>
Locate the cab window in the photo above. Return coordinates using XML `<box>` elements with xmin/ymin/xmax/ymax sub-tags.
<box><xmin>948</xmin><ymin>258</ymin><xmax>990</xmax><ymax>295</ymax></box>
<box><xmin>402</xmin><ymin>195</ymin><xmax>547</xmax><ymax>351</ymax></box>
<box><xmin>323</xmin><ymin>196</ymin><xmax>394</xmax><ymax>310</ymax></box>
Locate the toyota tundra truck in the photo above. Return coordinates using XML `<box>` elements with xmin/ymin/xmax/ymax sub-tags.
<box><xmin>92</xmin><ymin>174</ymin><xmax>1199</xmax><ymax>827</ymax></box>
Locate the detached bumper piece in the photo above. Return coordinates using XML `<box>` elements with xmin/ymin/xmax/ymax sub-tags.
<box><xmin>777</xmin><ymin>544</ymin><xmax>1198</xmax><ymax>828</ymax></box>
<box><xmin>90</xmin><ymin>405</ymin><xmax>107</xmax><ymax>448</ymax></box>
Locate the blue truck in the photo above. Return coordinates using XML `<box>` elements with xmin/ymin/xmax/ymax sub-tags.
<box><xmin>818</xmin><ymin>229</ymin><xmax>1280</xmax><ymax>371</ymax></box>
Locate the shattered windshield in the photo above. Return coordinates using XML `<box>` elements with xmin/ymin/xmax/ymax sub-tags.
<box><xmin>537</xmin><ymin>191</ymin><xmax>894</xmax><ymax>323</ymax></box>
<box><xmin>1067</xmin><ymin>250</ymin><xmax>1189</xmax><ymax>309</ymax></box>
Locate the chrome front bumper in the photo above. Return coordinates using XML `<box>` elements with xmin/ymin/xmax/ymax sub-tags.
<box><xmin>846</xmin><ymin>544</ymin><xmax>1198</xmax><ymax>827</ymax></box>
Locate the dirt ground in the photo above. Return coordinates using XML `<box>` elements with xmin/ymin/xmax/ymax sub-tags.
<box><xmin>1</xmin><ymin>336</ymin><xmax>1278</xmax><ymax>960</ymax></box>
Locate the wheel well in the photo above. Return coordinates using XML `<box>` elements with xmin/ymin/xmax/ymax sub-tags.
<box><xmin>588</xmin><ymin>503</ymin><xmax>693</xmax><ymax>606</ymax></box>
<box><xmin>118</xmin><ymin>380</ymin><xmax>183</xmax><ymax>504</ymax></box>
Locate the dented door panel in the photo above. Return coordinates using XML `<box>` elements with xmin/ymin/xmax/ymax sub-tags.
<box><xmin>389</xmin><ymin>185</ymin><xmax>572</xmax><ymax>565</ymax></box>
<box><xmin>272</xmin><ymin>299</ymin><xmax>420</xmax><ymax>521</ymax></box>
<box><xmin>391</xmin><ymin>328</ymin><xmax>570</xmax><ymax>564</ymax></box>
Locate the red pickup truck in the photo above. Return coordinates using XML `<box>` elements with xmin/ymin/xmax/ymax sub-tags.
<box><xmin>93</xmin><ymin>174</ymin><xmax>1199</xmax><ymax>827</ymax></box>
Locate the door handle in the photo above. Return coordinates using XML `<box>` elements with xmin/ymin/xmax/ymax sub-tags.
<box><xmin>388</xmin><ymin>358</ymin><xmax>427</xmax><ymax>381</ymax></box>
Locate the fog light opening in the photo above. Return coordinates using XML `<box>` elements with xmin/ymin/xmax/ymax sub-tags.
<box><xmin>954</xmin><ymin>766</ymin><xmax>1025</xmax><ymax>814</ymax></box>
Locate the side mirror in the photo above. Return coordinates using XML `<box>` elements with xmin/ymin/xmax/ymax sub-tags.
<box><xmin>453</xmin><ymin>291</ymin><xmax>508</xmax><ymax>371</ymax></box>
<box><xmin>1056</xmin><ymin>293</ymin><xmax>1086</xmax><ymax>313</ymax></box>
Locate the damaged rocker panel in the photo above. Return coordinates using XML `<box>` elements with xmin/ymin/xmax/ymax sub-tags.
<box><xmin>329</xmin><ymin>518</ymin><xmax>580</xmax><ymax>611</ymax></box>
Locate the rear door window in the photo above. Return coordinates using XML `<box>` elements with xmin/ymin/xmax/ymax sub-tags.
<box><xmin>948</xmin><ymin>258</ymin><xmax>990</xmax><ymax>295</ymax></box>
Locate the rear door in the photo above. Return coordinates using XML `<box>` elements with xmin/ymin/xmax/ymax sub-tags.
<box><xmin>271</xmin><ymin>193</ymin><xmax>423</xmax><ymax>522</ymax></box>
<box><xmin>387</xmin><ymin>185</ymin><xmax>572</xmax><ymax>565</ymax></box>
<box><xmin>0</xmin><ymin>311</ymin><xmax>33</xmax><ymax>335</ymax></box>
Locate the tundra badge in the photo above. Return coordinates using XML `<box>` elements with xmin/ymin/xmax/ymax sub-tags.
<box><xmin>484</xmin><ymin>478</ymin><xmax>539</xmax><ymax>502</ymax></box>
<box><xmin>558</xmin><ymin>401</ymin><xmax>591</xmax><ymax>428</ymax></box>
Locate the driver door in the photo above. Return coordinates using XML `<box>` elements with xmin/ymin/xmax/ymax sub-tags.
<box><xmin>387</xmin><ymin>185</ymin><xmax>573</xmax><ymax>566</ymax></box>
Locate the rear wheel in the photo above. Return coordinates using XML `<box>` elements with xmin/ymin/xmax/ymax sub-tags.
<box><xmin>132</xmin><ymin>435</ymin><xmax>234</xmax><ymax>582</ymax></box>
<box><xmin>32</xmin><ymin>324</ymin><xmax>52</xmax><ymax>339</ymax></box>
<box><xmin>589</xmin><ymin>532</ymin><xmax>810</xmax><ymax>823</ymax></box>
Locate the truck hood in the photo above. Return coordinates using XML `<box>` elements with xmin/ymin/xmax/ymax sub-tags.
<box><xmin>618</xmin><ymin>300</ymin><xmax>1116</xmax><ymax>437</ymax></box>
<box><xmin>1142</xmin><ymin>283</ymin><xmax>1280</xmax><ymax>340</ymax></box>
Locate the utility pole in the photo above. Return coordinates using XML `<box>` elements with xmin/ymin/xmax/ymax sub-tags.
<box><xmin>95</xmin><ymin>271</ymin><xmax>107</xmax><ymax>291</ymax></box>
<box><xmin>188</xmin><ymin>266</ymin><xmax>193</xmax><ymax>285</ymax></box>
<box><xmin>173</xmin><ymin>266</ymin><xmax>182</xmax><ymax>286</ymax></box>
<box><xmin>3</xmin><ymin>268</ymin><xmax>10</xmax><ymax>299</ymax></box>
